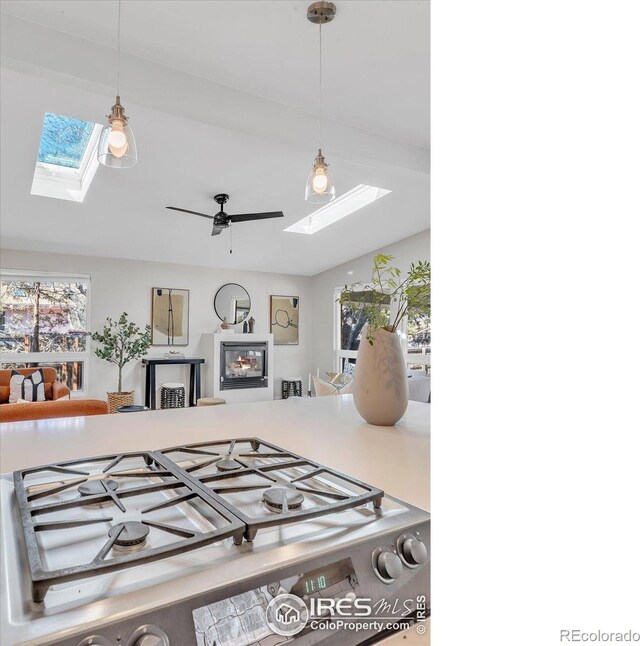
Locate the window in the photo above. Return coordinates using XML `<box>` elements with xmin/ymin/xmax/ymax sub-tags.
<box><xmin>404</xmin><ymin>309</ymin><xmax>430</xmax><ymax>375</ymax></box>
<box><xmin>0</xmin><ymin>271</ymin><xmax>91</xmax><ymax>392</ymax></box>
<box><xmin>30</xmin><ymin>113</ymin><xmax>102</xmax><ymax>203</ymax></box>
<box><xmin>333</xmin><ymin>286</ymin><xmax>430</xmax><ymax>375</ymax></box>
<box><xmin>334</xmin><ymin>288</ymin><xmax>391</xmax><ymax>372</ymax></box>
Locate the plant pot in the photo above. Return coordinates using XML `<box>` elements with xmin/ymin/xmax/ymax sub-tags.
<box><xmin>107</xmin><ymin>391</ymin><xmax>134</xmax><ymax>414</ymax></box>
<box><xmin>352</xmin><ymin>325</ymin><xmax>409</xmax><ymax>426</ymax></box>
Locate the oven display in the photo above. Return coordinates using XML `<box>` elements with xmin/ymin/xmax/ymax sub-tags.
<box><xmin>291</xmin><ymin>558</ymin><xmax>354</xmax><ymax>598</ymax></box>
<box><xmin>303</xmin><ymin>574</ymin><xmax>328</xmax><ymax>594</ymax></box>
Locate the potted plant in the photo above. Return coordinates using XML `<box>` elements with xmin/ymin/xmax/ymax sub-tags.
<box><xmin>339</xmin><ymin>254</ymin><xmax>430</xmax><ymax>425</ymax></box>
<box><xmin>91</xmin><ymin>312</ymin><xmax>152</xmax><ymax>413</ymax></box>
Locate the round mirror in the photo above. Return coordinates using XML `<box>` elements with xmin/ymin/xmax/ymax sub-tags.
<box><xmin>214</xmin><ymin>283</ymin><xmax>251</xmax><ymax>325</ymax></box>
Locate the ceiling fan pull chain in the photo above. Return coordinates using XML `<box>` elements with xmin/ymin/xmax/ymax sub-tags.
<box><xmin>229</xmin><ymin>224</ymin><xmax>233</xmax><ymax>254</ymax></box>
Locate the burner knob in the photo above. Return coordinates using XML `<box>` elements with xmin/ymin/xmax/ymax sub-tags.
<box><xmin>133</xmin><ymin>637</ymin><xmax>164</xmax><ymax>646</ymax></box>
<box><xmin>127</xmin><ymin>626</ymin><xmax>170</xmax><ymax>646</ymax></box>
<box><xmin>376</xmin><ymin>550</ymin><xmax>403</xmax><ymax>581</ymax></box>
<box><xmin>399</xmin><ymin>535</ymin><xmax>429</xmax><ymax>567</ymax></box>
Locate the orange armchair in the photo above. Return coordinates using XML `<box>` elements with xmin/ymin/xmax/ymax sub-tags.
<box><xmin>0</xmin><ymin>367</ymin><xmax>70</xmax><ymax>403</ymax></box>
<box><xmin>0</xmin><ymin>367</ymin><xmax>108</xmax><ymax>423</ymax></box>
<box><xmin>0</xmin><ymin>398</ymin><xmax>109</xmax><ymax>423</ymax></box>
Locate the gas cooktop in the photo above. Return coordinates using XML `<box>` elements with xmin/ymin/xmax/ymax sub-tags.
<box><xmin>2</xmin><ymin>437</ymin><xmax>429</xmax><ymax>646</ymax></box>
<box><xmin>14</xmin><ymin>438</ymin><xmax>384</xmax><ymax>603</ymax></box>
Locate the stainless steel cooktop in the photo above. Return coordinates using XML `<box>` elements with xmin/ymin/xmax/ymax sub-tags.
<box><xmin>1</xmin><ymin>437</ymin><xmax>429</xmax><ymax>646</ymax></box>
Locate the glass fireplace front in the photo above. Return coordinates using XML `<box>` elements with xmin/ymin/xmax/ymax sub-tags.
<box><xmin>220</xmin><ymin>342</ymin><xmax>268</xmax><ymax>390</ymax></box>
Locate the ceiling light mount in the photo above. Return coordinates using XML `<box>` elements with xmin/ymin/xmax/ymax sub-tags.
<box><xmin>214</xmin><ymin>193</ymin><xmax>230</xmax><ymax>207</ymax></box>
<box><xmin>107</xmin><ymin>95</ymin><xmax>128</xmax><ymax>126</ymax></box>
<box><xmin>307</xmin><ymin>1</ymin><xmax>336</xmax><ymax>24</ymax></box>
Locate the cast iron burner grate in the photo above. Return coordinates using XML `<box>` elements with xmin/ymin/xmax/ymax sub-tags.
<box><xmin>13</xmin><ymin>439</ymin><xmax>385</xmax><ymax>603</ymax></box>
<box><xmin>159</xmin><ymin>437</ymin><xmax>384</xmax><ymax>542</ymax></box>
<box><xmin>13</xmin><ymin>451</ymin><xmax>245</xmax><ymax>603</ymax></box>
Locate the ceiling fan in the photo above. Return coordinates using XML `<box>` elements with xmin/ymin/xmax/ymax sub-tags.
<box><xmin>166</xmin><ymin>194</ymin><xmax>284</xmax><ymax>237</ymax></box>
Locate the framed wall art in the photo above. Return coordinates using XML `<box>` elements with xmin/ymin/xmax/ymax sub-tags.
<box><xmin>270</xmin><ymin>295</ymin><xmax>299</xmax><ymax>345</ymax></box>
<box><xmin>151</xmin><ymin>287</ymin><xmax>189</xmax><ymax>345</ymax></box>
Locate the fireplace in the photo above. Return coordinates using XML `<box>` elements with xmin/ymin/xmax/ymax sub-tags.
<box><xmin>220</xmin><ymin>342</ymin><xmax>268</xmax><ymax>390</ymax></box>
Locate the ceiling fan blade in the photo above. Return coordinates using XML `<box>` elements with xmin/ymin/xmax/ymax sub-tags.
<box><xmin>229</xmin><ymin>211</ymin><xmax>284</xmax><ymax>223</ymax></box>
<box><xmin>211</xmin><ymin>226</ymin><xmax>224</xmax><ymax>236</ymax></box>
<box><xmin>166</xmin><ymin>206</ymin><xmax>214</xmax><ymax>220</ymax></box>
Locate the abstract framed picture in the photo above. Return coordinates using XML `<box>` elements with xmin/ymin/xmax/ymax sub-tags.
<box><xmin>270</xmin><ymin>295</ymin><xmax>299</xmax><ymax>345</ymax></box>
<box><xmin>151</xmin><ymin>288</ymin><xmax>189</xmax><ymax>346</ymax></box>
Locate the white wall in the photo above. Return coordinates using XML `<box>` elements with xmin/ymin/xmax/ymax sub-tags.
<box><xmin>310</xmin><ymin>230</ymin><xmax>430</xmax><ymax>375</ymax></box>
<box><xmin>0</xmin><ymin>249</ymin><xmax>313</xmax><ymax>404</ymax></box>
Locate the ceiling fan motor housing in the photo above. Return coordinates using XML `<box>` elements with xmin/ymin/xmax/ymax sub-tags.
<box><xmin>166</xmin><ymin>193</ymin><xmax>284</xmax><ymax>237</ymax></box>
<box><xmin>213</xmin><ymin>194</ymin><xmax>231</xmax><ymax>227</ymax></box>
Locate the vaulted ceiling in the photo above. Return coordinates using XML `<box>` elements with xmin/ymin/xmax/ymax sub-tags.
<box><xmin>0</xmin><ymin>1</ymin><xmax>429</xmax><ymax>275</ymax></box>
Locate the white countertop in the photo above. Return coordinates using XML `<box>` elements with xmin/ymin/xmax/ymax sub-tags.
<box><xmin>0</xmin><ymin>395</ymin><xmax>430</xmax><ymax>511</ymax></box>
<box><xmin>0</xmin><ymin>395</ymin><xmax>430</xmax><ymax>644</ymax></box>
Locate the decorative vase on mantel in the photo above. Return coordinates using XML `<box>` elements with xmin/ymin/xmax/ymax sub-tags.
<box><xmin>352</xmin><ymin>325</ymin><xmax>409</xmax><ymax>426</ymax></box>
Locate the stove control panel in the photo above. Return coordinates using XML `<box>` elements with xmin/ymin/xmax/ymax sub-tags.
<box><xmin>59</xmin><ymin>520</ymin><xmax>430</xmax><ymax>646</ymax></box>
<box><xmin>372</xmin><ymin>530</ymin><xmax>429</xmax><ymax>583</ymax></box>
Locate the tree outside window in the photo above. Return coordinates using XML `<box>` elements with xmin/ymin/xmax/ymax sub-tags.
<box><xmin>1</xmin><ymin>278</ymin><xmax>89</xmax><ymax>390</ymax></box>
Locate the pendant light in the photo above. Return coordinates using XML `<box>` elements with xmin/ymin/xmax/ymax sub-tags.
<box><xmin>305</xmin><ymin>2</ymin><xmax>336</xmax><ymax>204</ymax></box>
<box><xmin>97</xmin><ymin>0</ymin><xmax>137</xmax><ymax>168</ymax></box>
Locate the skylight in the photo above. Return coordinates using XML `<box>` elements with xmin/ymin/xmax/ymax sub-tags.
<box><xmin>285</xmin><ymin>185</ymin><xmax>391</xmax><ymax>235</ymax></box>
<box><xmin>31</xmin><ymin>112</ymin><xmax>102</xmax><ymax>203</ymax></box>
<box><xmin>37</xmin><ymin>113</ymin><xmax>95</xmax><ymax>169</ymax></box>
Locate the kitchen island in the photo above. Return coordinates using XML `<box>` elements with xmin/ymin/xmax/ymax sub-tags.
<box><xmin>0</xmin><ymin>395</ymin><xmax>430</xmax><ymax>511</ymax></box>
<box><xmin>0</xmin><ymin>395</ymin><xmax>430</xmax><ymax>645</ymax></box>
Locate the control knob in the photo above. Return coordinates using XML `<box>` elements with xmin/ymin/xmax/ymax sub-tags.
<box><xmin>398</xmin><ymin>534</ymin><xmax>429</xmax><ymax>568</ymax></box>
<box><xmin>132</xmin><ymin>637</ymin><xmax>164</xmax><ymax>646</ymax></box>
<box><xmin>372</xmin><ymin>548</ymin><xmax>403</xmax><ymax>583</ymax></box>
<box><xmin>127</xmin><ymin>626</ymin><xmax>169</xmax><ymax>646</ymax></box>
<box><xmin>77</xmin><ymin>637</ymin><xmax>113</xmax><ymax>646</ymax></box>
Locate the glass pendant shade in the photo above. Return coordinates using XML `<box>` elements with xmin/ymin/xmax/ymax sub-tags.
<box><xmin>97</xmin><ymin>96</ymin><xmax>137</xmax><ymax>168</ymax></box>
<box><xmin>305</xmin><ymin>149</ymin><xmax>335</xmax><ymax>203</ymax></box>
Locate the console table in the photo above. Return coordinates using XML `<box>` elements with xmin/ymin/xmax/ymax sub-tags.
<box><xmin>142</xmin><ymin>358</ymin><xmax>205</xmax><ymax>409</ymax></box>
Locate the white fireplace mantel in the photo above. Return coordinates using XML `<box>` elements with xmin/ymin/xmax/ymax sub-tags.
<box><xmin>210</xmin><ymin>332</ymin><xmax>274</xmax><ymax>403</ymax></box>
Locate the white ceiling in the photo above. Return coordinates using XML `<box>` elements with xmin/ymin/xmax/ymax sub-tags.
<box><xmin>0</xmin><ymin>1</ymin><xmax>429</xmax><ymax>276</ymax></box>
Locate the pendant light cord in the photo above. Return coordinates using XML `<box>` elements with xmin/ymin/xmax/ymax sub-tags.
<box><xmin>318</xmin><ymin>23</ymin><xmax>323</xmax><ymax>150</ymax></box>
<box><xmin>116</xmin><ymin>0</ymin><xmax>122</xmax><ymax>95</ymax></box>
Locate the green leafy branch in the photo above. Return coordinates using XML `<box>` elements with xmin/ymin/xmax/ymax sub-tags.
<box><xmin>91</xmin><ymin>312</ymin><xmax>151</xmax><ymax>392</ymax></box>
<box><xmin>339</xmin><ymin>254</ymin><xmax>430</xmax><ymax>344</ymax></box>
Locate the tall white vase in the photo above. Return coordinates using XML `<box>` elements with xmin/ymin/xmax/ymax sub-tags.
<box><xmin>352</xmin><ymin>325</ymin><xmax>409</xmax><ymax>426</ymax></box>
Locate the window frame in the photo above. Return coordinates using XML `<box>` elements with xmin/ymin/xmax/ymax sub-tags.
<box><xmin>0</xmin><ymin>269</ymin><xmax>92</xmax><ymax>397</ymax></box>
<box><xmin>334</xmin><ymin>287</ymin><xmax>356</xmax><ymax>371</ymax></box>
<box><xmin>333</xmin><ymin>284</ymin><xmax>430</xmax><ymax>374</ymax></box>
<box><xmin>398</xmin><ymin>317</ymin><xmax>431</xmax><ymax>374</ymax></box>
<box><xmin>31</xmin><ymin>116</ymin><xmax>102</xmax><ymax>203</ymax></box>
